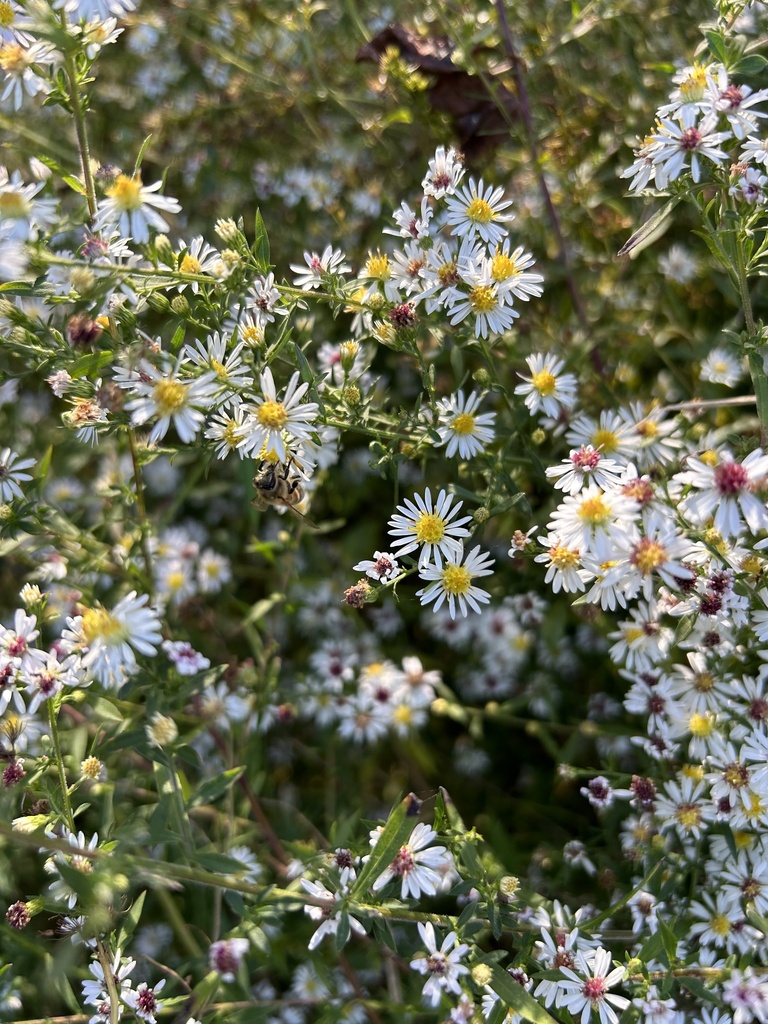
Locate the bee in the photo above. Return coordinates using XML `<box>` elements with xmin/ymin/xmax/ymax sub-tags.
<box><xmin>252</xmin><ymin>457</ymin><xmax>317</xmax><ymax>527</ymax></box>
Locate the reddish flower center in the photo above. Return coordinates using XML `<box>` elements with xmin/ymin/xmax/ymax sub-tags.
<box><xmin>714</xmin><ymin>461</ymin><xmax>748</xmax><ymax>495</ymax></box>
<box><xmin>680</xmin><ymin>127</ymin><xmax>702</xmax><ymax>150</ymax></box>
<box><xmin>582</xmin><ymin>977</ymin><xmax>607</xmax><ymax>1002</ymax></box>
<box><xmin>392</xmin><ymin>845</ymin><xmax>415</xmax><ymax>875</ymax></box>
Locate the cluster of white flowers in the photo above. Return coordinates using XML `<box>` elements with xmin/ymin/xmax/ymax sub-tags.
<box><xmin>622</xmin><ymin>62</ymin><xmax>768</xmax><ymax>197</ymax></box>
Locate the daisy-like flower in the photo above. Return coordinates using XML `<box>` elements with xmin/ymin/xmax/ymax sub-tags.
<box><xmin>730</xmin><ymin>166</ymin><xmax>768</xmax><ymax>205</ymax></box>
<box><xmin>659</xmin><ymin>243</ymin><xmax>698</xmax><ymax>284</ymax></box>
<box><xmin>245</xmin><ymin>271</ymin><xmax>288</xmax><ymax>326</ymax></box>
<box><xmin>352</xmin><ymin>550</ymin><xmax>401</xmax><ymax>583</ymax></box>
<box><xmin>556</xmin><ymin>947</ymin><xmax>630</xmax><ymax>1024</ymax></box>
<box><xmin>208</xmin><ymin>937</ymin><xmax>250</xmax><ymax>982</ymax></box>
<box><xmin>709</xmin><ymin>66</ymin><xmax>768</xmax><ymax>140</ymax></box>
<box><xmin>372</xmin><ymin>822</ymin><xmax>455</xmax><ymax>899</ymax></box>
<box><xmin>546</xmin><ymin>446</ymin><xmax>623</xmax><ymax>495</ymax></box>
<box><xmin>301</xmin><ymin>878</ymin><xmax>365</xmax><ymax>950</ymax></box>
<box><xmin>722</xmin><ymin>968</ymin><xmax>768</xmax><ymax>1024</ymax></box>
<box><xmin>388</xmin><ymin>488</ymin><xmax>473</xmax><ymax>568</ymax></box>
<box><xmin>0</xmin><ymin>40</ymin><xmax>54</xmax><ymax>111</ymax></box>
<box><xmin>119</xmin><ymin>359</ymin><xmax>219</xmax><ymax>444</ymax></box>
<box><xmin>0</xmin><ymin>171</ymin><xmax>59</xmax><ymax>241</ymax></box>
<box><xmin>386</xmin><ymin>196</ymin><xmax>433</xmax><ymax>240</ymax></box>
<box><xmin>95</xmin><ymin>174</ymin><xmax>182</xmax><ymax>244</ymax></box>
<box><xmin>0</xmin><ymin>2</ymin><xmax>33</xmax><ymax>46</ymax></box>
<box><xmin>237</xmin><ymin>367</ymin><xmax>319</xmax><ymax>463</ymax></box>
<box><xmin>677</xmin><ymin>448</ymin><xmax>768</xmax><ymax>537</ymax></box>
<box><xmin>183</xmin><ymin>332</ymin><xmax>253</xmax><ymax>402</ymax></box>
<box><xmin>700</xmin><ymin>347</ymin><xmax>744</xmax><ymax>386</ymax></box>
<box><xmin>409</xmin><ymin>921</ymin><xmax>470</xmax><ymax>1007</ymax></box>
<box><xmin>485</xmin><ymin>240</ymin><xmax>544</xmax><ymax>302</ymax></box>
<box><xmin>422</xmin><ymin>145</ymin><xmax>465</xmax><ymax>198</ymax></box>
<box><xmin>61</xmin><ymin>591</ymin><xmax>162</xmax><ymax>689</ymax></box>
<box><xmin>0</xmin><ymin>446</ymin><xmax>35</xmax><ymax>501</ymax></box>
<box><xmin>122</xmin><ymin>980</ymin><xmax>165</xmax><ymax>1024</ymax></box>
<box><xmin>416</xmin><ymin>543</ymin><xmax>495</xmax><ymax>619</ymax></box>
<box><xmin>24</xmin><ymin>650</ymin><xmax>83</xmax><ymax>713</ymax></box>
<box><xmin>445</xmin><ymin>271</ymin><xmax>518</xmax><ymax>338</ymax></box>
<box><xmin>649</xmin><ymin>108</ymin><xmax>731</xmax><ymax>188</ymax></box>
<box><xmin>546</xmin><ymin>484</ymin><xmax>638</xmax><ymax>554</ymax></box>
<box><xmin>162</xmin><ymin>639</ymin><xmax>211</xmax><ymax>675</ymax></box>
<box><xmin>444</xmin><ymin>177</ymin><xmax>514</xmax><ymax>247</ymax></box>
<box><xmin>515</xmin><ymin>353</ymin><xmax>578</xmax><ymax>417</ymax></box>
<box><xmin>173</xmin><ymin>235</ymin><xmax>221</xmax><ymax>292</ymax></box>
<box><xmin>289</xmin><ymin>245</ymin><xmax>350</xmax><ymax>290</ymax></box>
<box><xmin>534</xmin><ymin>533</ymin><xmax>588</xmax><ymax>594</ymax></box>
<box><xmin>81</xmin><ymin>946</ymin><xmax>135</xmax><ymax>1007</ymax></box>
<box><xmin>434</xmin><ymin>389</ymin><xmax>496</xmax><ymax>459</ymax></box>
<box><xmin>204</xmin><ymin>403</ymin><xmax>249</xmax><ymax>459</ymax></box>
<box><xmin>654</xmin><ymin>774</ymin><xmax>713</xmax><ymax>841</ymax></box>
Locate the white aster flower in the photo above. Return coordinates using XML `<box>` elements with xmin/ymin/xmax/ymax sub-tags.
<box><xmin>95</xmin><ymin>174</ymin><xmax>181</xmax><ymax>244</ymax></box>
<box><xmin>372</xmin><ymin>822</ymin><xmax>455</xmax><ymax>899</ymax></box>
<box><xmin>0</xmin><ymin>446</ymin><xmax>35</xmax><ymax>500</ymax></box>
<box><xmin>61</xmin><ymin>591</ymin><xmax>162</xmax><ymax>689</ymax></box>
<box><xmin>352</xmin><ymin>550</ymin><xmax>401</xmax><ymax>582</ymax></box>
<box><xmin>289</xmin><ymin>245</ymin><xmax>350</xmax><ymax>290</ymax></box>
<box><xmin>301</xmin><ymin>878</ymin><xmax>365</xmax><ymax>950</ymax></box>
<box><xmin>237</xmin><ymin>367</ymin><xmax>319</xmax><ymax>463</ymax></box>
<box><xmin>208</xmin><ymin>937</ymin><xmax>250</xmax><ymax>982</ymax></box>
<box><xmin>388</xmin><ymin>487</ymin><xmax>473</xmax><ymax>568</ymax></box>
<box><xmin>515</xmin><ymin>353</ymin><xmax>578</xmax><ymax>417</ymax></box>
<box><xmin>546</xmin><ymin>446</ymin><xmax>623</xmax><ymax>495</ymax></box>
<box><xmin>700</xmin><ymin>347</ymin><xmax>744</xmax><ymax>386</ymax></box>
<box><xmin>434</xmin><ymin>389</ymin><xmax>496</xmax><ymax>459</ymax></box>
<box><xmin>409</xmin><ymin>921</ymin><xmax>470</xmax><ymax>1007</ymax></box>
<box><xmin>444</xmin><ymin>177</ymin><xmax>514</xmax><ymax>247</ymax></box>
<box><xmin>416</xmin><ymin>543</ymin><xmax>495</xmax><ymax>619</ymax></box>
<box><xmin>556</xmin><ymin>946</ymin><xmax>630</xmax><ymax>1024</ymax></box>
<box><xmin>119</xmin><ymin>359</ymin><xmax>219</xmax><ymax>444</ymax></box>
<box><xmin>422</xmin><ymin>145</ymin><xmax>465</xmax><ymax>198</ymax></box>
<box><xmin>649</xmin><ymin>108</ymin><xmax>731</xmax><ymax>188</ymax></box>
<box><xmin>731</xmin><ymin>166</ymin><xmax>768</xmax><ymax>204</ymax></box>
<box><xmin>0</xmin><ymin>40</ymin><xmax>54</xmax><ymax>110</ymax></box>
<box><xmin>677</xmin><ymin>448</ymin><xmax>768</xmax><ymax>537</ymax></box>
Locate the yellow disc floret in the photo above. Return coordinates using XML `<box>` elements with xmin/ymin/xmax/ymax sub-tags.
<box><xmin>465</xmin><ymin>197</ymin><xmax>493</xmax><ymax>224</ymax></box>
<box><xmin>531</xmin><ymin>369</ymin><xmax>556</xmax><ymax>396</ymax></box>
<box><xmin>451</xmin><ymin>412</ymin><xmax>476</xmax><ymax>436</ymax></box>
<box><xmin>153</xmin><ymin>378</ymin><xmax>187</xmax><ymax>415</ymax></box>
<box><xmin>257</xmin><ymin>399</ymin><xmax>288</xmax><ymax>430</ymax></box>
<box><xmin>413</xmin><ymin>512</ymin><xmax>445</xmax><ymax>544</ymax></box>
<box><xmin>442</xmin><ymin>563</ymin><xmax>472</xmax><ymax>595</ymax></box>
<box><xmin>469</xmin><ymin>285</ymin><xmax>497</xmax><ymax>314</ymax></box>
<box><xmin>81</xmin><ymin>607</ymin><xmax>128</xmax><ymax>646</ymax></box>
<box><xmin>105</xmin><ymin>174</ymin><xmax>144</xmax><ymax>212</ymax></box>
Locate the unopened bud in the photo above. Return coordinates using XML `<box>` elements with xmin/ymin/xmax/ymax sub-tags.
<box><xmin>146</xmin><ymin>292</ymin><xmax>171</xmax><ymax>314</ymax></box>
<box><xmin>343</xmin><ymin>579</ymin><xmax>373</xmax><ymax>609</ymax></box>
<box><xmin>170</xmin><ymin>294</ymin><xmax>191</xmax><ymax>318</ymax></box>
<box><xmin>339</xmin><ymin>340</ymin><xmax>360</xmax><ymax>372</ymax></box>
<box><xmin>343</xmin><ymin>385</ymin><xmax>361</xmax><ymax>406</ymax></box>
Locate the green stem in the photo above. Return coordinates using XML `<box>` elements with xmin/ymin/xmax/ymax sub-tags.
<box><xmin>59</xmin><ymin>27</ymin><xmax>98</xmax><ymax>222</ymax></box>
<box><xmin>48</xmin><ymin>699</ymin><xmax>75</xmax><ymax>832</ymax></box>
<box><xmin>95</xmin><ymin>940</ymin><xmax>121</xmax><ymax>1024</ymax></box>
<box><xmin>127</xmin><ymin>428</ymin><xmax>155</xmax><ymax>596</ymax></box>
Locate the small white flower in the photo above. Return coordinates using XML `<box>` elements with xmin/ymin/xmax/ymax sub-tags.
<box><xmin>434</xmin><ymin>389</ymin><xmax>496</xmax><ymax>459</ymax></box>
<box><xmin>372</xmin><ymin>822</ymin><xmax>455</xmax><ymax>899</ymax></box>
<box><xmin>410</xmin><ymin>921</ymin><xmax>469</xmax><ymax>1007</ymax></box>
<box><xmin>0</xmin><ymin>446</ymin><xmax>35</xmax><ymax>500</ymax></box>
<box><xmin>95</xmin><ymin>174</ymin><xmax>181</xmax><ymax>244</ymax></box>
<box><xmin>416</xmin><ymin>543</ymin><xmax>495</xmax><ymax>619</ymax></box>
<box><xmin>238</xmin><ymin>367</ymin><xmax>319</xmax><ymax>463</ymax></box>
<box><xmin>515</xmin><ymin>353</ymin><xmax>578</xmax><ymax>417</ymax></box>
<box><xmin>388</xmin><ymin>487</ymin><xmax>473</xmax><ymax>568</ymax></box>
<box><xmin>444</xmin><ymin>177</ymin><xmax>514</xmax><ymax>247</ymax></box>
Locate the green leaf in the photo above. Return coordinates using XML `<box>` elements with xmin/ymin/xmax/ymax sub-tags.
<box><xmin>189</xmin><ymin>766</ymin><xmax>245</xmax><ymax>808</ymax></box>
<box><xmin>657</xmin><ymin>916</ymin><xmax>678</xmax><ymax>965</ymax></box>
<box><xmin>134</xmin><ymin>135</ymin><xmax>153</xmax><ymax>175</ymax></box>
<box><xmin>116</xmin><ymin>890</ymin><xmax>146</xmax><ymax>950</ymax></box>
<box><xmin>672</xmin><ymin>612</ymin><xmax>696</xmax><ymax>646</ymax></box>
<box><xmin>734</xmin><ymin>54</ymin><xmax>768</xmax><ymax>76</ymax></box>
<box><xmin>488</xmin><ymin>963</ymin><xmax>558</xmax><ymax>1024</ymax></box>
<box><xmin>618</xmin><ymin>198</ymin><xmax>680</xmax><ymax>258</ymax></box>
<box><xmin>243</xmin><ymin>593</ymin><xmax>285</xmax><ymax>625</ymax></box>
<box><xmin>349</xmin><ymin>793</ymin><xmax>421</xmax><ymax>898</ymax></box>
<box><xmin>334</xmin><ymin>908</ymin><xmax>351</xmax><ymax>950</ymax></box>
<box><xmin>704</xmin><ymin>29</ymin><xmax>730</xmax><ymax>66</ymax></box>
<box><xmin>253</xmin><ymin>209</ymin><xmax>270</xmax><ymax>269</ymax></box>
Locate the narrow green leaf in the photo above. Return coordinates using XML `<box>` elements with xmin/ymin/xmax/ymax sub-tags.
<box><xmin>253</xmin><ymin>209</ymin><xmax>271</xmax><ymax>269</ymax></box>
<box><xmin>189</xmin><ymin>766</ymin><xmax>245</xmax><ymax>808</ymax></box>
<box><xmin>657</xmin><ymin>917</ymin><xmax>677</xmax><ymax>965</ymax></box>
<box><xmin>618</xmin><ymin>198</ymin><xmax>680</xmax><ymax>258</ymax></box>
<box><xmin>349</xmin><ymin>793</ymin><xmax>421</xmax><ymax>898</ymax></box>
<box><xmin>134</xmin><ymin>135</ymin><xmax>153</xmax><ymax>174</ymax></box>
<box><xmin>734</xmin><ymin>54</ymin><xmax>768</xmax><ymax>75</ymax></box>
<box><xmin>116</xmin><ymin>890</ymin><xmax>146</xmax><ymax>950</ymax></box>
<box><xmin>489</xmin><ymin>963</ymin><xmax>559</xmax><ymax>1024</ymax></box>
<box><xmin>672</xmin><ymin>612</ymin><xmax>696</xmax><ymax>645</ymax></box>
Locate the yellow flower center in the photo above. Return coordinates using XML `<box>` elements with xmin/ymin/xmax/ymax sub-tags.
<box><xmin>592</xmin><ymin>428</ymin><xmax>619</xmax><ymax>453</ymax></box>
<box><xmin>451</xmin><ymin>412</ymin><xmax>476</xmax><ymax>436</ymax></box>
<box><xmin>675</xmin><ymin>803</ymin><xmax>702</xmax><ymax>830</ymax></box>
<box><xmin>637</xmin><ymin>419</ymin><xmax>658</xmax><ymax>439</ymax></box>
<box><xmin>682</xmin><ymin>763</ymin><xmax>705</xmax><ymax>781</ymax></box>
<box><xmin>437</xmin><ymin>260</ymin><xmax>457</xmax><ymax>285</ymax></box>
<box><xmin>166</xmin><ymin>570</ymin><xmax>186</xmax><ymax>592</ymax></box>
<box><xmin>0</xmin><ymin>3</ymin><xmax>15</xmax><ymax>28</ymax></box>
<box><xmin>71</xmin><ymin>855</ymin><xmax>94</xmax><ymax>875</ymax></box>
<box><xmin>81</xmin><ymin>607</ymin><xmax>128</xmax><ymax>646</ymax></box>
<box><xmin>491</xmin><ymin>250</ymin><xmax>517</xmax><ymax>281</ymax></box>
<box><xmin>531</xmin><ymin>369</ymin><xmax>556</xmax><ymax>395</ymax></box>
<box><xmin>679</xmin><ymin>65</ymin><xmax>708</xmax><ymax>101</ymax></box>
<box><xmin>365</xmin><ymin>251</ymin><xmax>391</xmax><ymax>280</ymax></box>
<box><xmin>700</xmin><ymin>449</ymin><xmax>719</xmax><ymax>467</ymax></box>
<box><xmin>221</xmin><ymin>420</ymin><xmax>240</xmax><ymax>448</ymax></box>
<box><xmin>153</xmin><ymin>378</ymin><xmax>187</xmax><ymax>415</ymax></box>
<box><xmin>257</xmin><ymin>399</ymin><xmax>288</xmax><ymax>430</ymax></box>
<box><xmin>623</xmin><ymin>626</ymin><xmax>645</xmax><ymax>643</ymax></box>
<box><xmin>578</xmin><ymin>494</ymin><xmax>610</xmax><ymax>527</ymax></box>
<box><xmin>442</xmin><ymin>563</ymin><xmax>472</xmax><ymax>595</ymax></box>
<box><xmin>241</xmin><ymin>323</ymin><xmax>263</xmax><ymax>346</ymax></box>
<box><xmin>550</xmin><ymin>543</ymin><xmax>580</xmax><ymax>569</ymax></box>
<box><xmin>465</xmin><ymin>197</ymin><xmax>494</xmax><ymax>224</ymax></box>
<box><xmin>413</xmin><ymin>512</ymin><xmax>445</xmax><ymax>544</ymax></box>
<box><xmin>689</xmin><ymin>711</ymin><xmax>714</xmax><ymax>738</ymax></box>
<box><xmin>469</xmin><ymin>284</ymin><xmax>497</xmax><ymax>314</ymax></box>
<box><xmin>210</xmin><ymin>357</ymin><xmax>227</xmax><ymax>379</ymax></box>
<box><xmin>0</xmin><ymin>191</ymin><xmax>29</xmax><ymax>219</ymax></box>
<box><xmin>179</xmin><ymin>254</ymin><xmax>201</xmax><ymax>274</ymax></box>
<box><xmin>693</xmin><ymin>671</ymin><xmax>714</xmax><ymax>692</ymax></box>
<box><xmin>710</xmin><ymin>914</ymin><xmax>731</xmax><ymax>937</ymax></box>
<box><xmin>631</xmin><ymin>538</ymin><xmax>667</xmax><ymax>575</ymax></box>
<box><xmin>745</xmin><ymin>793</ymin><xmax>766</xmax><ymax>820</ymax></box>
<box><xmin>0</xmin><ymin>44</ymin><xmax>24</xmax><ymax>73</ymax></box>
<box><xmin>393</xmin><ymin>704</ymin><xmax>414</xmax><ymax>726</ymax></box>
<box><xmin>734</xmin><ymin>830</ymin><xmax>754</xmax><ymax>849</ymax></box>
<box><xmin>105</xmin><ymin>174</ymin><xmax>144</xmax><ymax>212</ymax></box>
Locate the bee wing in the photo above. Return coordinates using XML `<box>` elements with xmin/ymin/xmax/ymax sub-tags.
<box><xmin>283</xmin><ymin>501</ymin><xmax>319</xmax><ymax>529</ymax></box>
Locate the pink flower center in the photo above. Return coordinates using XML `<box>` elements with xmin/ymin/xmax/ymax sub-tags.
<box><xmin>721</xmin><ymin>85</ymin><xmax>744</xmax><ymax>109</ymax></box>
<box><xmin>583</xmin><ymin>977</ymin><xmax>607</xmax><ymax>1002</ymax></box>
<box><xmin>392</xmin><ymin>845</ymin><xmax>415</xmax><ymax>876</ymax></box>
<box><xmin>680</xmin><ymin>127</ymin><xmax>702</xmax><ymax>150</ymax></box>
<box><xmin>572</xmin><ymin>446</ymin><xmax>601</xmax><ymax>470</ymax></box>
<box><xmin>714</xmin><ymin>461</ymin><xmax>749</xmax><ymax>495</ymax></box>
